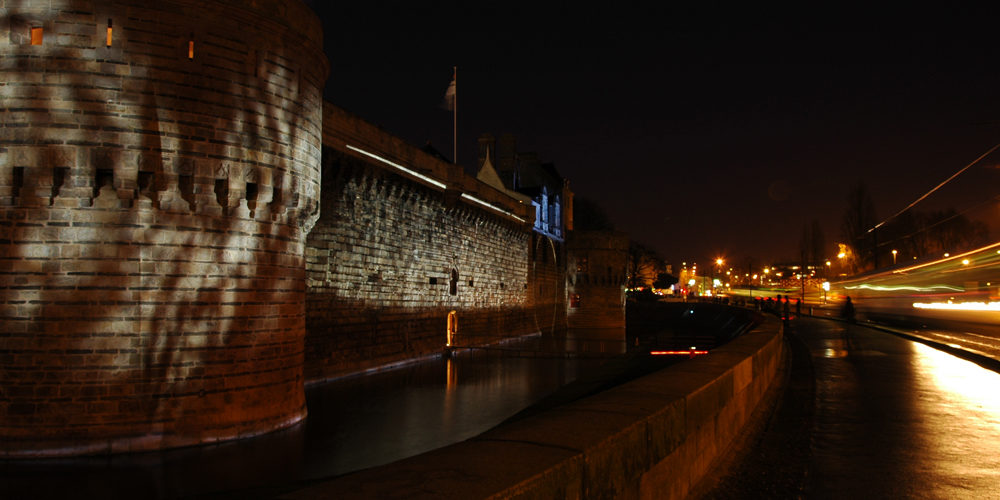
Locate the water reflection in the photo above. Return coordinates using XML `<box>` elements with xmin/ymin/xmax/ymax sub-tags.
<box><xmin>0</xmin><ymin>335</ymin><xmax>609</xmax><ymax>499</ymax></box>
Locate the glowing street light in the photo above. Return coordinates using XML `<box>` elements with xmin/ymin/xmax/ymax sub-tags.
<box><xmin>892</xmin><ymin>249</ymin><xmax>898</xmax><ymax>265</ymax></box>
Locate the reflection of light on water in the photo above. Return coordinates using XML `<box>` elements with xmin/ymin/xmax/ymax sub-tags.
<box><xmin>913</xmin><ymin>301</ymin><xmax>1000</xmax><ymax>311</ymax></box>
<box><xmin>446</xmin><ymin>357</ymin><xmax>457</xmax><ymax>392</ymax></box>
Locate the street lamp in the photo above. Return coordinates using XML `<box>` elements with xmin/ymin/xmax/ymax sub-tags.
<box><xmin>891</xmin><ymin>249</ymin><xmax>898</xmax><ymax>265</ymax></box>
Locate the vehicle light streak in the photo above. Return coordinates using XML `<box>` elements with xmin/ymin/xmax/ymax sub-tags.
<box><xmin>913</xmin><ymin>301</ymin><xmax>1000</xmax><ymax>311</ymax></box>
<box><xmin>892</xmin><ymin>241</ymin><xmax>1000</xmax><ymax>274</ymax></box>
<box><xmin>846</xmin><ymin>284</ymin><xmax>964</xmax><ymax>293</ymax></box>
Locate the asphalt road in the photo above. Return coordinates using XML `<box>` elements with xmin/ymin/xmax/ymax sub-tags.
<box><xmin>692</xmin><ymin>316</ymin><xmax>1000</xmax><ymax>499</ymax></box>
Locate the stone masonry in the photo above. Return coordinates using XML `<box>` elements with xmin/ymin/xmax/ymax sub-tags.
<box><xmin>306</xmin><ymin>105</ymin><xmax>535</xmax><ymax>380</ymax></box>
<box><xmin>0</xmin><ymin>0</ymin><xmax>328</xmax><ymax>456</ymax></box>
<box><xmin>0</xmin><ymin>0</ymin><xmax>625</xmax><ymax>457</ymax></box>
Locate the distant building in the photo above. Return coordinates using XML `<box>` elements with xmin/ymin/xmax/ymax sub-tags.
<box><xmin>476</xmin><ymin>133</ymin><xmax>572</xmax><ymax>241</ymax></box>
<box><xmin>476</xmin><ymin>133</ymin><xmax>574</xmax><ymax>333</ymax></box>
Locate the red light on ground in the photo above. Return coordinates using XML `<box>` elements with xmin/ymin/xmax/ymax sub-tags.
<box><xmin>651</xmin><ymin>350</ymin><xmax>708</xmax><ymax>356</ymax></box>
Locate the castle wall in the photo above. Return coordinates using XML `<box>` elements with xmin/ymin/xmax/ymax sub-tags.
<box><xmin>567</xmin><ymin>231</ymin><xmax>629</xmax><ymax>331</ymax></box>
<box><xmin>529</xmin><ymin>232</ymin><xmax>568</xmax><ymax>335</ymax></box>
<box><xmin>0</xmin><ymin>0</ymin><xmax>327</xmax><ymax>456</ymax></box>
<box><xmin>306</xmin><ymin>104</ymin><xmax>536</xmax><ymax>380</ymax></box>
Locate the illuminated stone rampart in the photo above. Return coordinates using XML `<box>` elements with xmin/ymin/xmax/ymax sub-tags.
<box><xmin>0</xmin><ymin>0</ymin><xmax>327</xmax><ymax>456</ymax></box>
<box><xmin>306</xmin><ymin>104</ymin><xmax>535</xmax><ymax>380</ymax></box>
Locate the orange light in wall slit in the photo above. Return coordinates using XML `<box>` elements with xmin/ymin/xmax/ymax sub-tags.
<box><xmin>106</xmin><ymin>19</ymin><xmax>113</xmax><ymax>47</ymax></box>
<box><xmin>188</xmin><ymin>40</ymin><xmax>194</xmax><ymax>59</ymax></box>
<box><xmin>31</xmin><ymin>27</ymin><xmax>43</xmax><ymax>45</ymax></box>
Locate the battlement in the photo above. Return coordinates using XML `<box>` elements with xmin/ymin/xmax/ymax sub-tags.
<box><xmin>0</xmin><ymin>0</ymin><xmax>328</xmax><ymax>457</ymax></box>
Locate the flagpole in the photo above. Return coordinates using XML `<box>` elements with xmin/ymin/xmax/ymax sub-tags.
<box><xmin>452</xmin><ymin>65</ymin><xmax>457</xmax><ymax>165</ymax></box>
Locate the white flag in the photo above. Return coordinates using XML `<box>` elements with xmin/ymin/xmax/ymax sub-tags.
<box><xmin>443</xmin><ymin>72</ymin><xmax>456</xmax><ymax>111</ymax></box>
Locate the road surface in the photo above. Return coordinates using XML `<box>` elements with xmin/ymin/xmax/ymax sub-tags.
<box><xmin>695</xmin><ymin>315</ymin><xmax>1000</xmax><ymax>498</ymax></box>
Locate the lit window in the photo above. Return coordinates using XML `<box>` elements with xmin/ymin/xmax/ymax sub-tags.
<box><xmin>106</xmin><ymin>19</ymin><xmax>113</xmax><ymax>47</ymax></box>
<box><xmin>187</xmin><ymin>34</ymin><xmax>194</xmax><ymax>59</ymax></box>
<box><xmin>30</xmin><ymin>27</ymin><xmax>43</xmax><ymax>45</ymax></box>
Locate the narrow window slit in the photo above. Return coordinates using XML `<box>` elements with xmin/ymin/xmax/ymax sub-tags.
<box><xmin>12</xmin><ymin>167</ymin><xmax>24</xmax><ymax>200</ymax></box>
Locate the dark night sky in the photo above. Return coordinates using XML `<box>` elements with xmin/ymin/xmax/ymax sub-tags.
<box><xmin>304</xmin><ymin>2</ymin><xmax>1000</xmax><ymax>268</ymax></box>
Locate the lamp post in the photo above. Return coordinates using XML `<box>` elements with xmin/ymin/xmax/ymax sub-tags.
<box><xmin>714</xmin><ymin>258</ymin><xmax>723</xmax><ymax>294</ymax></box>
<box><xmin>891</xmin><ymin>249</ymin><xmax>898</xmax><ymax>265</ymax></box>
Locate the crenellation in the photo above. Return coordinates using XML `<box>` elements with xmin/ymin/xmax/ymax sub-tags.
<box><xmin>0</xmin><ymin>0</ymin><xmax>623</xmax><ymax>462</ymax></box>
<box><xmin>1</xmin><ymin>0</ymin><xmax>326</xmax><ymax>457</ymax></box>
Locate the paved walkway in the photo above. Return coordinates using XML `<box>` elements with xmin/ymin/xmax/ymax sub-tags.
<box><xmin>695</xmin><ymin>316</ymin><xmax>1000</xmax><ymax>499</ymax></box>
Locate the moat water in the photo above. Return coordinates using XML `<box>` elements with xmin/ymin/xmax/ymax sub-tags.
<box><xmin>0</xmin><ymin>332</ymin><xmax>626</xmax><ymax>499</ymax></box>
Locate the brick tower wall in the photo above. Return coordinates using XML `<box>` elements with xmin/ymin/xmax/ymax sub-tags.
<box><xmin>0</xmin><ymin>0</ymin><xmax>327</xmax><ymax>456</ymax></box>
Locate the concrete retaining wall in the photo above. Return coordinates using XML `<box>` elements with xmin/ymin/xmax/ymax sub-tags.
<box><xmin>281</xmin><ymin>314</ymin><xmax>784</xmax><ymax>499</ymax></box>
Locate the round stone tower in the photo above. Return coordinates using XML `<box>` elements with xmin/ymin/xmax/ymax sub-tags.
<box><xmin>0</xmin><ymin>0</ymin><xmax>327</xmax><ymax>456</ymax></box>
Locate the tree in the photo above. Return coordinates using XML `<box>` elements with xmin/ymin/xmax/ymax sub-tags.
<box><xmin>923</xmin><ymin>209</ymin><xmax>990</xmax><ymax>255</ymax></box>
<box><xmin>626</xmin><ymin>241</ymin><xmax>663</xmax><ymax>290</ymax></box>
<box><xmin>874</xmin><ymin>207</ymin><xmax>989</xmax><ymax>262</ymax></box>
<box><xmin>841</xmin><ymin>181</ymin><xmax>878</xmax><ymax>271</ymax></box>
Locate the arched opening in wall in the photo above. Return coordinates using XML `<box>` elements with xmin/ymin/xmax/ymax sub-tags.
<box><xmin>446</xmin><ymin>310</ymin><xmax>458</xmax><ymax>347</ymax></box>
<box><xmin>450</xmin><ymin>269</ymin><xmax>459</xmax><ymax>296</ymax></box>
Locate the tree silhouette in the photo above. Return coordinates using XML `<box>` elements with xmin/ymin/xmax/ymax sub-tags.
<box><xmin>841</xmin><ymin>181</ymin><xmax>878</xmax><ymax>270</ymax></box>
